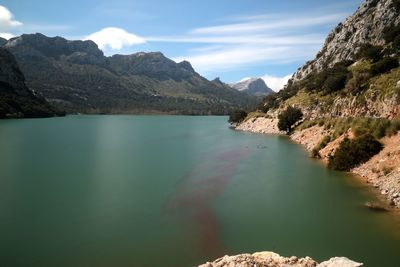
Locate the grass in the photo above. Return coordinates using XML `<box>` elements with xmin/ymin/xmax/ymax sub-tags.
<box><xmin>298</xmin><ymin>117</ymin><xmax>400</xmax><ymax>139</ymax></box>
<box><xmin>243</xmin><ymin>111</ymin><xmax>268</xmax><ymax>122</ymax></box>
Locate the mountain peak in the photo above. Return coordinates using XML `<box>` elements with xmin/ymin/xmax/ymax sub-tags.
<box><xmin>5</xmin><ymin>33</ymin><xmax>104</xmax><ymax>59</ymax></box>
<box><xmin>230</xmin><ymin>78</ymin><xmax>274</xmax><ymax>96</ymax></box>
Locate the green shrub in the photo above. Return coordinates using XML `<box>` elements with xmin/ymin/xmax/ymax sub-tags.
<box><xmin>328</xmin><ymin>134</ymin><xmax>383</xmax><ymax>171</ymax></box>
<box><xmin>370</xmin><ymin>57</ymin><xmax>399</xmax><ymax>75</ymax></box>
<box><xmin>278</xmin><ymin>106</ymin><xmax>303</xmax><ymax>133</ymax></box>
<box><xmin>228</xmin><ymin>109</ymin><xmax>247</xmax><ymax>124</ymax></box>
<box><xmin>311</xmin><ymin>135</ymin><xmax>332</xmax><ymax>158</ymax></box>
<box><xmin>356</xmin><ymin>44</ymin><xmax>383</xmax><ymax>62</ymax></box>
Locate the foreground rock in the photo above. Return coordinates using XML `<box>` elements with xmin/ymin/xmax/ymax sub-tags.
<box><xmin>199</xmin><ymin>251</ymin><xmax>362</xmax><ymax>267</ymax></box>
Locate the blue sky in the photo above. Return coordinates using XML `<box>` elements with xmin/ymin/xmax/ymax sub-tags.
<box><xmin>0</xmin><ymin>0</ymin><xmax>363</xmax><ymax>90</ymax></box>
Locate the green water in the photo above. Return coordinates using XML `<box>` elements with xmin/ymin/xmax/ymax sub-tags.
<box><xmin>0</xmin><ymin>116</ymin><xmax>399</xmax><ymax>267</ymax></box>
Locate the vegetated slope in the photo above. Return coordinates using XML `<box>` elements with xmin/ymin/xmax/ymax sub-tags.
<box><xmin>258</xmin><ymin>0</ymin><xmax>400</xmax><ymax>119</ymax></box>
<box><xmin>230</xmin><ymin>78</ymin><xmax>275</xmax><ymax>96</ymax></box>
<box><xmin>2</xmin><ymin>33</ymin><xmax>258</xmax><ymax>115</ymax></box>
<box><xmin>0</xmin><ymin>48</ymin><xmax>63</xmax><ymax>118</ymax></box>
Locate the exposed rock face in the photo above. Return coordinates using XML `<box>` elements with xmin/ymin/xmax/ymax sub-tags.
<box><xmin>231</xmin><ymin>78</ymin><xmax>274</xmax><ymax>96</ymax></box>
<box><xmin>0</xmin><ymin>48</ymin><xmax>63</xmax><ymax>118</ymax></box>
<box><xmin>3</xmin><ymin>33</ymin><xmax>258</xmax><ymax>115</ymax></box>
<box><xmin>293</xmin><ymin>0</ymin><xmax>400</xmax><ymax>81</ymax></box>
<box><xmin>198</xmin><ymin>252</ymin><xmax>362</xmax><ymax>267</ymax></box>
<box><xmin>236</xmin><ymin>117</ymin><xmax>285</xmax><ymax>134</ymax></box>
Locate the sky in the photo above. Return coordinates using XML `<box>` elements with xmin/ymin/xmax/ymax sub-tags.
<box><xmin>0</xmin><ymin>0</ymin><xmax>363</xmax><ymax>91</ymax></box>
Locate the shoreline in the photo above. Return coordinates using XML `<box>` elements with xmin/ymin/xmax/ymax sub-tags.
<box><xmin>235</xmin><ymin>117</ymin><xmax>400</xmax><ymax>210</ymax></box>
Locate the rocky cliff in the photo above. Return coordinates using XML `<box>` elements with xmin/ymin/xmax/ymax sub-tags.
<box><xmin>3</xmin><ymin>33</ymin><xmax>258</xmax><ymax>115</ymax></box>
<box><xmin>0</xmin><ymin>48</ymin><xmax>63</xmax><ymax>118</ymax></box>
<box><xmin>230</xmin><ymin>78</ymin><xmax>274</xmax><ymax>96</ymax></box>
<box><xmin>258</xmin><ymin>0</ymin><xmax>400</xmax><ymax>120</ymax></box>
<box><xmin>293</xmin><ymin>0</ymin><xmax>400</xmax><ymax>81</ymax></box>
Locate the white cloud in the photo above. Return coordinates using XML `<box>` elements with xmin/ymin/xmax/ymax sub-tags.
<box><xmin>0</xmin><ymin>5</ymin><xmax>22</xmax><ymax>40</ymax></box>
<box><xmin>261</xmin><ymin>74</ymin><xmax>292</xmax><ymax>92</ymax></box>
<box><xmin>0</xmin><ymin>32</ymin><xmax>14</xmax><ymax>39</ymax></box>
<box><xmin>85</xmin><ymin>27</ymin><xmax>145</xmax><ymax>50</ymax></box>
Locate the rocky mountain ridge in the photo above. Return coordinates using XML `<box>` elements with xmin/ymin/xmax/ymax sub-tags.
<box><xmin>257</xmin><ymin>0</ymin><xmax>400</xmax><ymax>120</ymax></box>
<box><xmin>230</xmin><ymin>77</ymin><xmax>274</xmax><ymax>96</ymax></box>
<box><xmin>293</xmin><ymin>0</ymin><xmax>400</xmax><ymax>82</ymax></box>
<box><xmin>2</xmin><ymin>33</ymin><xmax>258</xmax><ymax>115</ymax></box>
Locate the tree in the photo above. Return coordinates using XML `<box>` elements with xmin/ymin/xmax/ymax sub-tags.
<box><xmin>278</xmin><ymin>106</ymin><xmax>303</xmax><ymax>133</ymax></box>
<box><xmin>328</xmin><ymin>134</ymin><xmax>383</xmax><ymax>171</ymax></box>
<box><xmin>228</xmin><ymin>109</ymin><xmax>247</xmax><ymax>124</ymax></box>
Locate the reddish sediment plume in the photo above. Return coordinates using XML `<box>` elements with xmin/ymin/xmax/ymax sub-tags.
<box><xmin>166</xmin><ymin>147</ymin><xmax>251</xmax><ymax>258</ymax></box>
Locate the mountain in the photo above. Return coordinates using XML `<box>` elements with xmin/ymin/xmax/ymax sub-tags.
<box><xmin>2</xmin><ymin>33</ymin><xmax>258</xmax><ymax>115</ymax></box>
<box><xmin>0</xmin><ymin>37</ymin><xmax>7</xmax><ymax>47</ymax></box>
<box><xmin>259</xmin><ymin>0</ymin><xmax>400</xmax><ymax>119</ymax></box>
<box><xmin>0</xmin><ymin>48</ymin><xmax>64</xmax><ymax>118</ymax></box>
<box><xmin>230</xmin><ymin>78</ymin><xmax>274</xmax><ymax>96</ymax></box>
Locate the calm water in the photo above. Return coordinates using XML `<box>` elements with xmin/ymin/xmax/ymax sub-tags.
<box><xmin>0</xmin><ymin>116</ymin><xmax>399</xmax><ymax>267</ymax></box>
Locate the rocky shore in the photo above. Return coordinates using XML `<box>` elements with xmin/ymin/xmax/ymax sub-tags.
<box><xmin>235</xmin><ymin>118</ymin><xmax>400</xmax><ymax>209</ymax></box>
<box><xmin>199</xmin><ymin>251</ymin><xmax>362</xmax><ymax>267</ymax></box>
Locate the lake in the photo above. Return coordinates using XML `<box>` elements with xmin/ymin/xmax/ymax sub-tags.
<box><xmin>0</xmin><ymin>115</ymin><xmax>399</xmax><ymax>267</ymax></box>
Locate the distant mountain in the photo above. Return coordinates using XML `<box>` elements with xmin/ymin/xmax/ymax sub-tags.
<box><xmin>2</xmin><ymin>33</ymin><xmax>258</xmax><ymax>115</ymax></box>
<box><xmin>230</xmin><ymin>78</ymin><xmax>274</xmax><ymax>96</ymax></box>
<box><xmin>0</xmin><ymin>48</ymin><xmax>63</xmax><ymax>118</ymax></box>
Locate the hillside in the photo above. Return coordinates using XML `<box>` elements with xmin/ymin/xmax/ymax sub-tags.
<box><xmin>0</xmin><ymin>48</ymin><xmax>63</xmax><ymax>118</ymax></box>
<box><xmin>2</xmin><ymin>33</ymin><xmax>258</xmax><ymax>115</ymax></box>
<box><xmin>258</xmin><ymin>0</ymin><xmax>400</xmax><ymax>119</ymax></box>
<box><xmin>239</xmin><ymin>0</ymin><xmax>400</xmax><ymax>209</ymax></box>
<box><xmin>230</xmin><ymin>78</ymin><xmax>274</xmax><ymax>96</ymax></box>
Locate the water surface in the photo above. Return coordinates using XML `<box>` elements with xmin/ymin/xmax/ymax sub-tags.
<box><xmin>0</xmin><ymin>116</ymin><xmax>399</xmax><ymax>267</ymax></box>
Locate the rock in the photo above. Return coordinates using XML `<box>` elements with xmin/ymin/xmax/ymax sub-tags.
<box><xmin>317</xmin><ymin>257</ymin><xmax>363</xmax><ymax>267</ymax></box>
<box><xmin>381</xmin><ymin>190</ymin><xmax>388</xmax><ymax>195</ymax></box>
<box><xmin>199</xmin><ymin>252</ymin><xmax>363</xmax><ymax>267</ymax></box>
<box><xmin>292</xmin><ymin>0</ymin><xmax>400</xmax><ymax>82</ymax></box>
<box><xmin>393</xmin><ymin>193</ymin><xmax>399</xmax><ymax>198</ymax></box>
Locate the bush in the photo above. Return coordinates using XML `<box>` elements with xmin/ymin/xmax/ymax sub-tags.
<box><xmin>228</xmin><ymin>109</ymin><xmax>247</xmax><ymax>124</ymax></box>
<box><xmin>356</xmin><ymin>44</ymin><xmax>383</xmax><ymax>62</ymax></box>
<box><xmin>311</xmin><ymin>135</ymin><xmax>332</xmax><ymax>158</ymax></box>
<box><xmin>328</xmin><ymin>134</ymin><xmax>383</xmax><ymax>171</ymax></box>
<box><xmin>278</xmin><ymin>106</ymin><xmax>303</xmax><ymax>133</ymax></box>
<box><xmin>370</xmin><ymin>57</ymin><xmax>399</xmax><ymax>75</ymax></box>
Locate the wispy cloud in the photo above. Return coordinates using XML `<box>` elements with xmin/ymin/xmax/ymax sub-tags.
<box><xmin>0</xmin><ymin>5</ymin><xmax>22</xmax><ymax>39</ymax></box>
<box><xmin>189</xmin><ymin>13</ymin><xmax>346</xmax><ymax>35</ymax></box>
<box><xmin>131</xmin><ymin>7</ymin><xmax>347</xmax><ymax>77</ymax></box>
<box><xmin>164</xmin><ymin>10</ymin><xmax>346</xmax><ymax>74</ymax></box>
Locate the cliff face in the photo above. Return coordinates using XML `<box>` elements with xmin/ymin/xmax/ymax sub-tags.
<box><xmin>293</xmin><ymin>0</ymin><xmax>400</xmax><ymax>81</ymax></box>
<box><xmin>0</xmin><ymin>48</ymin><xmax>63</xmax><ymax>118</ymax></box>
<box><xmin>259</xmin><ymin>0</ymin><xmax>400</xmax><ymax>120</ymax></box>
